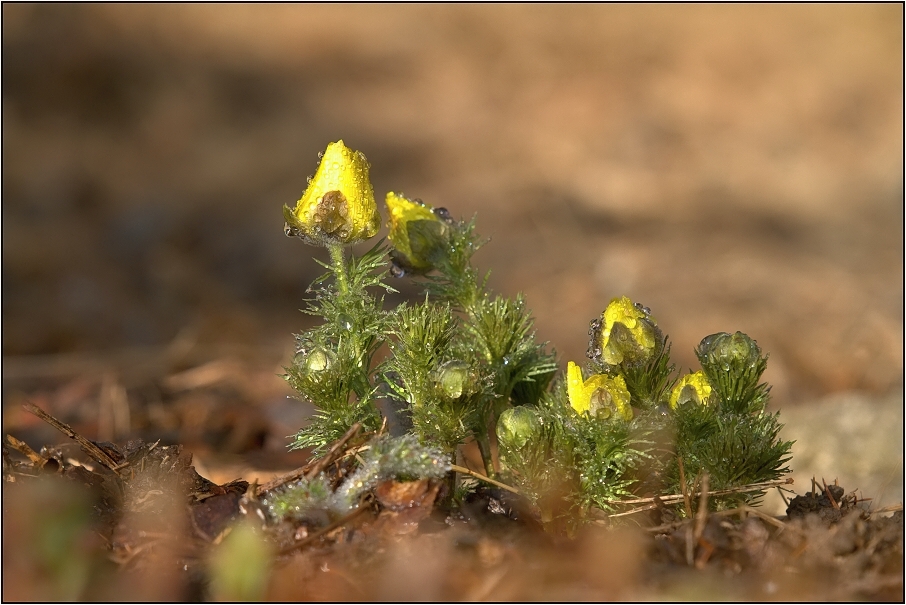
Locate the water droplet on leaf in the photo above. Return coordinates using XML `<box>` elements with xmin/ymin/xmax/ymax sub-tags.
<box><xmin>337</xmin><ymin>314</ymin><xmax>354</xmax><ymax>331</ymax></box>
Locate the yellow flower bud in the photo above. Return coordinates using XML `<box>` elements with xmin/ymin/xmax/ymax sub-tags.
<box><xmin>669</xmin><ymin>370</ymin><xmax>713</xmax><ymax>408</ymax></box>
<box><xmin>283</xmin><ymin>140</ymin><xmax>381</xmax><ymax>246</ymax></box>
<box><xmin>385</xmin><ymin>192</ymin><xmax>448</xmax><ymax>274</ymax></box>
<box><xmin>566</xmin><ymin>361</ymin><xmax>633</xmax><ymax>421</ymax></box>
<box><xmin>589</xmin><ymin>296</ymin><xmax>661</xmax><ymax>367</ymax></box>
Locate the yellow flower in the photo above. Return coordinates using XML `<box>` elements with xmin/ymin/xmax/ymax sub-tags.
<box><xmin>283</xmin><ymin>140</ymin><xmax>381</xmax><ymax>246</ymax></box>
<box><xmin>669</xmin><ymin>370</ymin><xmax>713</xmax><ymax>408</ymax></box>
<box><xmin>566</xmin><ymin>361</ymin><xmax>633</xmax><ymax>421</ymax></box>
<box><xmin>385</xmin><ymin>192</ymin><xmax>447</xmax><ymax>273</ymax></box>
<box><xmin>590</xmin><ymin>296</ymin><xmax>660</xmax><ymax>366</ymax></box>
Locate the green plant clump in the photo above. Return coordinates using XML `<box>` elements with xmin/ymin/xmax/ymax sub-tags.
<box><xmin>281</xmin><ymin>140</ymin><xmax>793</xmax><ymax>526</ymax></box>
<box><xmin>262</xmin><ymin>434</ymin><xmax>450</xmax><ymax>522</ymax></box>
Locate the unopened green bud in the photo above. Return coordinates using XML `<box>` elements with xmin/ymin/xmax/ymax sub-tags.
<box><xmin>497</xmin><ymin>406</ymin><xmax>541</xmax><ymax>451</ymax></box>
<box><xmin>305</xmin><ymin>349</ymin><xmax>331</xmax><ymax>373</ymax></box>
<box><xmin>294</xmin><ymin>343</ymin><xmax>334</xmax><ymax>375</ymax></box>
<box><xmin>695</xmin><ymin>331</ymin><xmax>769</xmax><ymax>412</ymax></box>
<box><xmin>696</xmin><ymin>331</ymin><xmax>762</xmax><ymax>374</ymax></box>
<box><xmin>432</xmin><ymin>360</ymin><xmax>472</xmax><ymax>399</ymax></box>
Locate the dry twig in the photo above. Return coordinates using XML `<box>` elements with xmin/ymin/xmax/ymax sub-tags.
<box><xmin>714</xmin><ymin>504</ymin><xmax>804</xmax><ymax>534</ymax></box>
<box><xmin>255</xmin><ymin>422</ymin><xmax>363</xmax><ymax>497</ymax></box>
<box><xmin>602</xmin><ymin>477</ymin><xmax>793</xmax><ymax>508</ymax></box>
<box><xmin>22</xmin><ymin>402</ymin><xmax>125</xmax><ymax>474</ymax></box>
<box><xmin>5</xmin><ymin>434</ymin><xmax>46</xmax><ymax>467</ymax></box>
<box><xmin>605</xmin><ymin>504</ymin><xmax>659</xmax><ymax>519</ymax></box>
<box><xmin>450</xmin><ymin>464</ymin><xmax>520</xmax><ymax>494</ymax></box>
<box><xmin>822</xmin><ymin>477</ymin><xmax>841</xmax><ymax>510</ymax></box>
<box><xmin>692</xmin><ymin>472</ymin><xmax>710</xmax><ymax>543</ymax></box>
<box><xmin>692</xmin><ymin>472</ymin><xmax>710</xmax><ymax>568</ymax></box>
<box><xmin>255</xmin><ymin>462</ymin><xmax>317</xmax><ymax>497</ymax></box>
<box><xmin>279</xmin><ymin>504</ymin><xmax>371</xmax><ymax>556</ymax></box>
<box><xmin>867</xmin><ymin>503</ymin><xmax>904</xmax><ymax>517</ymax></box>
<box><xmin>305</xmin><ymin>423</ymin><xmax>363</xmax><ymax>480</ymax></box>
<box><xmin>677</xmin><ymin>456</ymin><xmax>692</xmax><ymax>519</ymax></box>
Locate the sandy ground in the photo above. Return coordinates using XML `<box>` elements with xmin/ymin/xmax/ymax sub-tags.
<box><xmin>3</xmin><ymin>4</ymin><xmax>903</xmax><ymax>508</ymax></box>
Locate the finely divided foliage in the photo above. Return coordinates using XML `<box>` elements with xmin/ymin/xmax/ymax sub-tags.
<box><xmin>282</xmin><ymin>141</ymin><xmax>793</xmax><ymax>524</ymax></box>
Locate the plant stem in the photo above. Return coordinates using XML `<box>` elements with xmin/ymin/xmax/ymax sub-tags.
<box><xmin>328</xmin><ymin>243</ymin><xmax>348</xmax><ymax>295</ymax></box>
<box><xmin>476</xmin><ymin>430</ymin><xmax>495</xmax><ymax>479</ymax></box>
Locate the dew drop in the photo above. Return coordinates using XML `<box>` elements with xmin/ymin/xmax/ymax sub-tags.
<box><xmin>433</xmin><ymin>207</ymin><xmax>454</xmax><ymax>224</ymax></box>
<box><xmin>306</xmin><ymin>349</ymin><xmax>331</xmax><ymax>373</ymax></box>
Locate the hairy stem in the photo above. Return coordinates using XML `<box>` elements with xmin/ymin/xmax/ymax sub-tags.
<box><xmin>328</xmin><ymin>243</ymin><xmax>349</xmax><ymax>295</ymax></box>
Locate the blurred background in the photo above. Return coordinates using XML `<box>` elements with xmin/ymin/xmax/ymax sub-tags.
<box><xmin>3</xmin><ymin>5</ymin><xmax>903</xmax><ymax>508</ymax></box>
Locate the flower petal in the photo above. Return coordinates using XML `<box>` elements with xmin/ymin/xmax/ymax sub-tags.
<box><xmin>669</xmin><ymin>370</ymin><xmax>713</xmax><ymax>408</ymax></box>
<box><xmin>286</xmin><ymin>140</ymin><xmax>380</xmax><ymax>246</ymax></box>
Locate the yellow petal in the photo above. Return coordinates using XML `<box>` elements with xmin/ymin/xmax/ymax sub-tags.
<box><xmin>567</xmin><ymin>362</ymin><xmax>633</xmax><ymax>421</ymax></box>
<box><xmin>615</xmin><ymin>376</ymin><xmax>633</xmax><ymax>421</ymax></box>
<box><xmin>586</xmin><ymin>373</ymin><xmax>633</xmax><ymax>421</ymax></box>
<box><xmin>599</xmin><ymin>296</ymin><xmax>658</xmax><ymax>365</ymax></box>
<box><xmin>669</xmin><ymin>370</ymin><xmax>713</xmax><ymax>408</ymax></box>
<box><xmin>385</xmin><ymin>192</ymin><xmax>442</xmax><ymax>270</ymax></box>
<box><xmin>284</xmin><ymin>140</ymin><xmax>380</xmax><ymax>246</ymax></box>
<box><xmin>567</xmin><ymin>361</ymin><xmax>592</xmax><ymax>415</ymax></box>
<box><xmin>603</xmin><ymin>374</ymin><xmax>634</xmax><ymax>421</ymax></box>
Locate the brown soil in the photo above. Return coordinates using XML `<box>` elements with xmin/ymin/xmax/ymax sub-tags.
<box><xmin>4</xmin><ymin>410</ymin><xmax>903</xmax><ymax>601</ymax></box>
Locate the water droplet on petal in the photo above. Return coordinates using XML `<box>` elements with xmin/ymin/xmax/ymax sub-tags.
<box><xmin>433</xmin><ymin>207</ymin><xmax>454</xmax><ymax>224</ymax></box>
